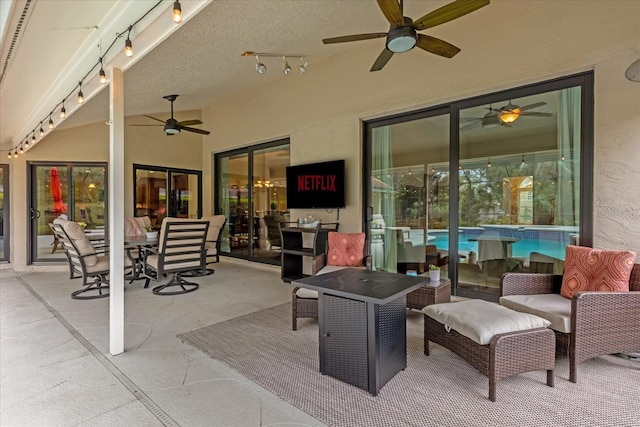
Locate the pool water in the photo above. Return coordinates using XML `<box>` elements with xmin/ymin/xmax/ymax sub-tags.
<box><xmin>431</xmin><ymin>233</ymin><xmax>567</xmax><ymax>260</ymax></box>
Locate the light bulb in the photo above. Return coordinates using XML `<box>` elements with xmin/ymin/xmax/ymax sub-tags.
<box><xmin>39</xmin><ymin>124</ymin><xmax>45</xmax><ymax>136</ymax></box>
<box><xmin>77</xmin><ymin>88</ymin><xmax>84</xmax><ymax>104</ymax></box>
<box><xmin>60</xmin><ymin>104</ymin><xmax>66</xmax><ymax>119</ymax></box>
<box><xmin>173</xmin><ymin>1</ymin><xmax>182</xmax><ymax>23</ymax></box>
<box><xmin>99</xmin><ymin>67</ymin><xmax>106</xmax><ymax>84</ymax></box>
<box><xmin>125</xmin><ymin>37</ymin><xmax>133</xmax><ymax>57</ymax></box>
<box><xmin>283</xmin><ymin>57</ymin><xmax>291</xmax><ymax>75</ymax></box>
<box><xmin>19</xmin><ymin>146</ymin><xmax>24</xmax><ymax>154</ymax></box>
<box><xmin>13</xmin><ymin>150</ymin><xmax>18</xmax><ymax>158</ymax></box>
<box><xmin>25</xmin><ymin>139</ymin><xmax>29</xmax><ymax>148</ymax></box>
<box><xmin>7</xmin><ymin>152</ymin><xmax>10</xmax><ymax>159</ymax></box>
<box><xmin>31</xmin><ymin>133</ymin><xmax>36</xmax><ymax>144</ymax></box>
<box><xmin>48</xmin><ymin>116</ymin><xmax>54</xmax><ymax>129</ymax></box>
<box><xmin>255</xmin><ymin>56</ymin><xmax>266</xmax><ymax>74</ymax></box>
<box><xmin>298</xmin><ymin>58</ymin><xmax>308</xmax><ymax>75</ymax></box>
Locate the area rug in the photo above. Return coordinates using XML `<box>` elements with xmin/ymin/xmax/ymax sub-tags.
<box><xmin>178</xmin><ymin>304</ymin><xmax>640</xmax><ymax>427</ymax></box>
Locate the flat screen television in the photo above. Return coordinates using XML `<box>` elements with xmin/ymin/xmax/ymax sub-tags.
<box><xmin>286</xmin><ymin>160</ymin><xmax>345</xmax><ymax>209</ymax></box>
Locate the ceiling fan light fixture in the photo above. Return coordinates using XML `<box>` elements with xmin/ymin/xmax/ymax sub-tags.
<box><xmin>625</xmin><ymin>58</ymin><xmax>640</xmax><ymax>82</ymax></box>
<box><xmin>298</xmin><ymin>58</ymin><xmax>308</xmax><ymax>75</ymax></box>
<box><xmin>386</xmin><ymin>23</ymin><xmax>417</xmax><ymax>53</ymax></box>
<box><xmin>499</xmin><ymin>111</ymin><xmax>519</xmax><ymax>124</ymax></box>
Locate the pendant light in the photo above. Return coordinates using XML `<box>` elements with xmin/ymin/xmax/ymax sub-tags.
<box><xmin>77</xmin><ymin>82</ymin><xmax>84</xmax><ymax>104</ymax></box>
<box><xmin>39</xmin><ymin>122</ymin><xmax>45</xmax><ymax>137</ymax></box>
<box><xmin>173</xmin><ymin>1</ymin><xmax>182</xmax><ymax>23</ymax></box>
<box><xmin>60</xmin><ymin>100</ymin><xmax>66</xmax><ymax>119</ymax></box>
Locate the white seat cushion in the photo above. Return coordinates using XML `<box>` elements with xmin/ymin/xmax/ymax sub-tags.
<box><xmin>295</xmin><ymin>288</ymin><xmax>318</xmax><ymax>299</ymax></box>
<box><xmin>499</xmin><ymin>293</ymin><xmax>572</xmax><ymax>333</ymax></box>
<box><xmin>423</xmin><ymin>299</ymin><xmax>551</xmax><ymax>345</ymax></box>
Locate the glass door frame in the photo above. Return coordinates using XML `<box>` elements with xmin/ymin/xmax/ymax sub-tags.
<box><xmin>214</xmin><ymin>138</ymin><xmax>290</xmax><ymax>265</ymax></box>
<box><xmin>0</xmin><ymin>164</ymin><xmax>9</xmax><ymax>262</ymax></box>
<box><xmin>28</xmin><ymin>161</ymin><xmax>108</xmax><ymax>264</ymax></box>
<box><xmin>363</xmin><ymin>72</ymin><xmax>594</xmax><ymax>299</ymax></box>
<box><xmin>133</xmin><ymin>164</ymin><xmax>203</xmax><ymax>219</ymax></box>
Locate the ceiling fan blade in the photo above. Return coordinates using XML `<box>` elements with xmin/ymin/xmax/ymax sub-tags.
<box><xmin>177</xmin><ymin>119</ymin><xmax>203</xmax><ymax>126</ymax></box>
<box><xmin>129</xmin><ymin>124</ymin><xmax>163</xmax><ymax>127</ymax></box>
<box><xmin>376</xmin><ymin>0</ymin><xmax>404</xmax><ymax>27</ymax></box>
<box><xmin>370</xmin><ymin>49</ymin><xmax>394</xmax><ymax>72</ymax></box>
<box><xmin>460</xmin><ymin>120</ymin><xmax>482</xmax><ymax>131</ymax></box>
<box><xmin>518</xmin><ymin>101</ymin><xmax>547</xmax><ymax>112</ymax></box>
<box><xmin>520</xmin><ymin>112</ymin><xmax>553</xmax><ymax>117</ymax></box>
<box><xmin>323</xmin><ymin>33</ymin><xmax>388</xmax><ymax>44</ymax></box>
<box><xmin>180</xmin><ymin>126</ymin><xmax>211</xmax><ymax>135</ymax></box>
<box><xmin>416</xmin><ymin>34</ymin><xmax>460</xmax><ymax>58</ymax></box>
<box><xmin>413</xmin><ymin>0</ymin><xmax>490</xmax><ymax>31</ymax></box>
<box><xmin>143</xmin><ymin>115</ymin><xmax>166</xmax><ymax>124</ymax></box>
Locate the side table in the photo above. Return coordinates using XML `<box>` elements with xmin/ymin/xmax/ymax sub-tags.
<box><xmin>406</xmin><ymin>278</ymin><xmax>451</xmax><ymax>310</ymax></box>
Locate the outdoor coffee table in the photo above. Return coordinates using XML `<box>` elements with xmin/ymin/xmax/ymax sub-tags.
<box><xmin>293</xmin><ymin>268</ymin><xmax>428</xmax><ymax>395</ymax></box>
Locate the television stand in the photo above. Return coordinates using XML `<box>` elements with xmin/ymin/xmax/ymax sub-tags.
<box><xmin>279</xmin><ymin>222</ymin><xmax>339</xmax><ymax>282</ymax></box>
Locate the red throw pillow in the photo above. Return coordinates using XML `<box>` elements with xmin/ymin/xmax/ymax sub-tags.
<box><xmin>560</xmin><ymin>245</ymin><xmax>636</xmax><ymax>299</ymax></box>
<box><xmin>327</xmin><ymin>232</ymin><xmax>365</xmax><ymax>267</ymax></box>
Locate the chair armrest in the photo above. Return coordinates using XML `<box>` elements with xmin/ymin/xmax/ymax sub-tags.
<box><xmin>500</xmin><ymin>273</ymin><xmax>562</xmax><ymax>296</ymax></box>
<box><xmin>572</xmin><ymin>291</ymin><xmax>640</xmax><ymax>360</ymax></box>
<box><xmin>312</xmin><ymin>254</ymin><xmax>326</xmax><ymax>275</ymax></box>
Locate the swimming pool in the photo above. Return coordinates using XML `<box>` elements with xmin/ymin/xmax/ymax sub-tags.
<box><xmin>430</xmin><ymin>230</ymin><xmax>568</xmax><ymax>260</ymax></box>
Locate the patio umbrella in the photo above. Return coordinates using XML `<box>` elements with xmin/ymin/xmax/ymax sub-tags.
<box><xmin>50</xmin><ymin>167</ymin><xmax>67</xmax><ymax>214</ymax></box>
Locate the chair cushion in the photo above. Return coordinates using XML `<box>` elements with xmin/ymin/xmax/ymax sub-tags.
<box><xmin>327</xmin><ymin>232</ymin><xmax>365</xmax><ymax>267</ymax></box>
<box><xmin>62</xmin><ymin>221</ymin><xmax>98</xmax><ymax>266</ymax></box>
<box><xmin>423</xmin><ymin>299</ymin><xmax>551</xmax><ymax>345</ymax></box>
<box><xmin>500</xmin><ymin>293</ymin><xmax>572</xmax><ymax>333</ymax></box>
<box><xmin>125</xmin><ymin>218</ymin><xmax>144</xmax><ymax>236</ymax></box>
<box><xmin>202</xmin><ymin>215</ymin><xmax>226</xmax><ymax>242</ymax></box>
<box><xmin>560</xmin><ymin>245</ymin><xmax>636</xmax><ymax>299</ymax></box>
<box><xmin>295</xmin><ymin>288</ymin><xmax>318</xmax><ymax>299</ymax></box>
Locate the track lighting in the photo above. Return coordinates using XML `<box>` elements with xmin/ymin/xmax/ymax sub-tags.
<box><xmin>282</xmin><ymin>57</ymin><xmax>292</xmax><ymax>75</ymax></box>
<box><xmin>39</xmin><ymin>122</ymin><xmax>45</xmax><ymax>136</ymax></box>
<box><xmin>242</xmin><ymin>51</ymin><xmax>308</xmax><ymax>76</ymax></box>
<box><xmin>60</xmin><ymin>101</ymin><xmax>66</xmax><ymax>119</ymax></box>
<box><xmin>255</xmin><ymin>56</ymin><xmax>266</xmax><ymax>74</ymax></box>
<box><xmin>173</xmin><ymin>1</ymin><xmax>182</xmax><ymax>23</ymax></box>
<box><xmin>77</xmin><ymin>82</ymin><xmax>84</xmax><ymax>104</ymax></box>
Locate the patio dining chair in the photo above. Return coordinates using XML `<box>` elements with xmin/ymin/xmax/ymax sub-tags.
<box><xmin>141</xmin><ymin>218</ymin><xmax>209</xmax><ymax>295</ymax></box>
<box><xmin>50</xmin><ymin>221</ymin><xmax>137</xmax><ymax>299</ymax></box>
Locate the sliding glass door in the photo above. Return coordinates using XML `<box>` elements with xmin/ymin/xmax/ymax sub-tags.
<box><xmin>215</xmin><ymin>139</ymin><xmax>290</xmax><ymax>264</ymax></box>
<box><xmin>0</xmin><ymin>164</ymin><xmax>9</xmax><ymax>262</ymax></box>
<box><xmin>29</xmin><ymin>163</ymin><xmax>107</xmax><ymax>263</ymax></box>
<box><xmin>365</xmin><ymin>73</ymin><xmax>593</xmax><ymax>300</ymax></box>
<box><xmin>134</xmin><ymin>165</ymin><xmax>202</xmax><ymax>226</ymax></box>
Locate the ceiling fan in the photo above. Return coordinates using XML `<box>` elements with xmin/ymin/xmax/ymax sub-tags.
<box><xmin>130</xmin><ymin>95</ymin><xmax>210</xmax><ymax>136</ymax></box>
<box><xmin>460</xmin><ymin>101</ymin><xmax>552</xmax><ymax>131</ymax></box>
<box><xmin>322</xmin><ymin>0</ymin><xmax>490</xmax><ymax>72</ymax></box>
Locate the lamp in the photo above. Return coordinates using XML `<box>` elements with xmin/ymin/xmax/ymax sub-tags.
<box><xmin>255</xmin><ymin>56</ymin><xmax>266</xmax><ymax>74</ymax></box>
<box><xmin>386</xmin><ymin>18</ymin><xmax>417</xmax><ymax>53</ymax></box>
<box><xmin>498</xmin><ymin>101</ymin><xmax>521</xmax><ymax>124</ymax></box>
<box><xmin>173</xmin><ymin>1</ymin><xmax>182</xmax><ymax>23</ymax></box>
<box><xmin>77</xmin><ymin>82</ymin><xmax>84</xmax><ymax>104</ymax></box>
<box><xmin>282</xmin><ymin>57</ymin><xmax>292</xmax><ymax>75</ymax></box>
<box><xmin>298</xmin><ymin>58</ymin><xmax>308</xmax><ymax>75</ymax></box>
<box><xmin>99</xmin><ymin>58</ymin><xmax>107</xmax><ymax>84</ymax></box>
<box><xmin>125</xmin><ymin>27</ymin><xmax>133</xmax><ymax>57</ymax></box>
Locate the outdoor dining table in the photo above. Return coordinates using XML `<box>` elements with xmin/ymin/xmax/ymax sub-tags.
<box><xmin>124</xmin><ymin>234</ymin><xmax>159</xmax><ymax>281</ymax></box>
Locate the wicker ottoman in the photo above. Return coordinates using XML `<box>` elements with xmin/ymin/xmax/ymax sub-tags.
<box><xmin>423</xmin><ymin>300</ymin><xmax>555</xmax><ymax>402</ymax></box>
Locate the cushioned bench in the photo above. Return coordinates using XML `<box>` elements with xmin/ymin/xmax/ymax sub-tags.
<box><xmin>423</xmin><ymin>299</ymin><xmax>556</xmax><ymax>401</ymax></box>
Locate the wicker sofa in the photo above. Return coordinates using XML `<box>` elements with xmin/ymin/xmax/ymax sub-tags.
<box><xmin>499</xmin><ymin>263</ymin><xmax>640</xmax><ymax>383</ymax></box>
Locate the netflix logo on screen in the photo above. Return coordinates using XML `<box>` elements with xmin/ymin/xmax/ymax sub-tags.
<box><xmin>286</xmin><ymin>160</ymin><xmax>345</xmax><ymax>209</ymax></box>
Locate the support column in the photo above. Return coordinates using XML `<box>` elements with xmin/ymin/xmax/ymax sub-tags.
<box><xmin>109</xmin><ymin>68</ymin><xmax>125</xmax><ymax>355</ymax></box>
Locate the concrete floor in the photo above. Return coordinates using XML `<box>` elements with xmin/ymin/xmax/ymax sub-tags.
<box><xmin>0</xmin><ymin>260</ymin><xmax>326</xmax><ymax>427</ymax></box>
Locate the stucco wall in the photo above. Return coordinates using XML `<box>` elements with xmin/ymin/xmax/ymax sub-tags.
<box><xmin>201</xmin><ymin>2</ymin><xmax>640</xmax><ymax>257</ymax></box>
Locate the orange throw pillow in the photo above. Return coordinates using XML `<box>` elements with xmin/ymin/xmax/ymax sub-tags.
<box><xmin>560</xmin><ymin>245</ymin><xmax>636</xmax><ymax>299</ymax></box>
<box><xmin>327</xmin><ymin>232</ymin><xmax>365</xmax><ymax>267</ymax></box>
